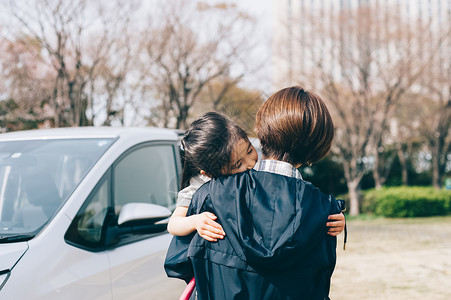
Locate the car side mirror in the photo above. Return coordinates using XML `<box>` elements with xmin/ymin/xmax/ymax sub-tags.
<box><xmin>105</xmin><ymin>203</ymin><xmax>172</xmax><ymax>246</ymax></box>
<box><xmin>118</xmin><ymin>203</ymin><xmax>172</xmax><ymax>226</ymax></box>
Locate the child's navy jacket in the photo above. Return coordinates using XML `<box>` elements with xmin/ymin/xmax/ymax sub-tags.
<box><xmin>165</xmin><ymin>169</ymin><xmax>342</xmax><ymax>300</ymax></box>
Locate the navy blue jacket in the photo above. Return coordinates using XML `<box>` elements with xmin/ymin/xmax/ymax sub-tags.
<box><xmin>165</xmin><ymin>170</ymin><xmax>341</xmax><ymax>300</ymax></box>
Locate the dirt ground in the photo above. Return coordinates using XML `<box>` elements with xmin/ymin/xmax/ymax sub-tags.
<box><xmin>330</xmin><ymin>216</ymin><xmax>451</xmax><ymax>300</ymax></box>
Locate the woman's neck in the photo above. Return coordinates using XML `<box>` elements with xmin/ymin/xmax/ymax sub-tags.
<box><xmin>261</xmin><ymin>156</ymin><xmax>301</xmax><ymax>169</ymax></box>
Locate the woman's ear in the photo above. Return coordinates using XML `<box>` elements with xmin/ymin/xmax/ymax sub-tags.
<box><xmin>199</xmin><ymin>170</ymin><xmax>211</xmax><ymax>178</ymax></box>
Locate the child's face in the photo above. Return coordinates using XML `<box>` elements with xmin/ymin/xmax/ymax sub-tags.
<box><xmin>224</xmin><ymin>138</ymin><xmax>258</xmax><ymax>175</ymax></box>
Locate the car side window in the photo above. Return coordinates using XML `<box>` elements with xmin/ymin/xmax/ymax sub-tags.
<box><xmin>113</xmin><ymin>144</ymin><xmax>178</xmax><ymax>213</ymax></box>
<box><xmin>65</xmin><ymin>170</ymin><xmax>111</xmax><ymax>250</ymax></box>
<box><xmin>65</xmin><ymin>143</ymin><xmax>180</xmax><ymax>251</ymax></box>
<box><xmin>77</xmin><ymin>177</ymin><xmax>109</xmax><ymax>243</ymax></box>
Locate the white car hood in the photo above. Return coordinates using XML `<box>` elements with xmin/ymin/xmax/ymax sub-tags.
<box><xmin>0</xmin><ymin>242</ymin><xmax>28</xmax><ymax>271</ymax></box>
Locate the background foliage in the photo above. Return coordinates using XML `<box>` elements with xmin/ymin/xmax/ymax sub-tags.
<box><xmin>362</xmin><ymin>186</ymin><xmax>451</xmax><ymax>217</ymax></box>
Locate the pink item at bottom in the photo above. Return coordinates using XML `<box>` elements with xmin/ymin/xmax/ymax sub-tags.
<box><xmin>179</xmin><ymin>277</ymin><xmax>196</xmax><ymax>300</ymax></box>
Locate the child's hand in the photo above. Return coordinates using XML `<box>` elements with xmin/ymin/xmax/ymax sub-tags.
<box><xmin>326</xmin><ymin>213</ymin><xmax>345</xmax><ymax>236</ymax></box>
<box><xmin>194</xmin><ymin>212</ymin><xmax>225</xmax><ymax>242</ymax></box>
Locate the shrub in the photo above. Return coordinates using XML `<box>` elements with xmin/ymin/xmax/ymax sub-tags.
<box><xmin>361</xmin><ymin>189</ymin><xmax>379</xmax><ymax>214</ymax></box>
<box><xmin>363</xmin><ymin>186</ymin><xmax>451</xmax><ymax>217</ymax></box>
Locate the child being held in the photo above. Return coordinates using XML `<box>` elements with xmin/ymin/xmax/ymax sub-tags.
<box><xmin>167</xmin><ymin>112</ymin><xmax>344</xmax><ymax>241</ymax></box>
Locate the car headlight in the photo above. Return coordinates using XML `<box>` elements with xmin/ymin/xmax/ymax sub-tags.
<box><xmin>0</xmin><ymin>270</ymin><xmax>11</xmax><ymax>290</ymax></box>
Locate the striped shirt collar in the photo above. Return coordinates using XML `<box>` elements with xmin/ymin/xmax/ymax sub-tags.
<box><xmin>253</xmin><ymin>159</ymin><xmax>303</xmax><ymax>180</ymax></box>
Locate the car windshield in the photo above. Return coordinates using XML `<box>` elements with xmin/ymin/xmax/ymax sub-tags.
<box><xmin>0</xmin><ymin>138</ymin><xmax>115</xmax><ymax>239</ymax></box>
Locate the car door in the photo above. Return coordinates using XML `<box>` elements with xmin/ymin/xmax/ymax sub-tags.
<box><xmin>64</xmin><ymin>141</ymin><xmax>186</xmax><ymax>299</ymax></box>
<box><xmin>106</xmin><ymin>142</ymin><xmax>185</xmax><ymax>299</ymax></box>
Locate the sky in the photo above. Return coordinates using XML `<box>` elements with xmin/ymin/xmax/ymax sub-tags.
<box><xmin>228</xmin><ymin>0</ymin><xmax>274</xmax><ymax>93</ymax></box>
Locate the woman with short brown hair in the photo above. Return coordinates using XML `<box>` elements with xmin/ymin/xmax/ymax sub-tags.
<box><xmin>255</xmin><ymin>86</ymin><xmax>334</xmax><ymax>167</ymax></box>
<box><xmin>166</xmin><ymin>86</ymin><xmax>345</xmax><ymax>300</ymax></box>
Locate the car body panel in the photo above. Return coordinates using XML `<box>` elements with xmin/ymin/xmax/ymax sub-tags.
<box><xmin>0</xmin><ymin>127</ymin><xmax>185</xmax><ymax>299</ymax></box>
<box><xmin>0</xmin><ymin>242</ymin><xmax>28</xmax><ymax>271</ymax></box>
<box><xmin>1</xmin><ymin>214</ymin><xmax>111</xmax><ymax>299</ymax></box>
<box><xmin>108</xmin><ymin>234</ymin><xmax>186</xmax><ymax>300</ymax></box>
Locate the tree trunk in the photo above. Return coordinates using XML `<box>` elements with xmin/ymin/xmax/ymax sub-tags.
<box><xmin>176</xmin><ymin>107</ymin><xmax>189</xmax><ymax>129</ymax></box>
<box><xmin>104</xmin><ymin>91</ymin><xmax>113</xmax><ymax>126</ymax></box>
<box><xmin>373</xmin><ymin>165</ymin><xmax>383</xmax><ymax>190</ymax></box>
<box><xmin>68</xmin><ymin>81</ymin><xmax>76</xmax><ymax>126</ymax></box>
<box><xmin>372</xmin><ymin>148</ymin><xmax>382</xmax><ymax>189</ymax></box>
<box><xmin>431</xmin><ymin>152</ymin><xmax>442</xmax><ymax>189</ymax></box>
<box><xmin>80</xmin><ymin>97</ymin><xmax>90</xmax><ymax>126</ymax></box>
<box><xmin>343</xmin><ymin>159</ymin><xmax>362</xmax><ymax>216</ymax></box>
<box><xmin>430</xmin><ymin>134</ymin><xmax>446</xmax><ymax>189</ymax></box>
<box><xmin>52</xmin><ymin>77</ymin><xmax>61</xmax><ymax>128</ymax></box>
<box><xmin>397</xmin><ymin>146</ymin><xmax>408</xmax><ymax>185</ymax></box>
<box><xmin>372</xmin><ymin>144</ymin><xmax>394</xmax><ymax>189</ymax></box>
<box><xmin>347</xmin><ymin>179</ymin><xmax>360</xmax><ymax>216</ymax></box>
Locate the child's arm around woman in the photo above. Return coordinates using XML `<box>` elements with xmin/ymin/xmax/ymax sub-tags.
<box><xmin>168</xmin><ymin>207</ymin><xmax>225</xmax><ymax>241</ymax></box>
<box><xmin>168</xmin><ymin>174</ymin><xmax>225</xmax><ymax>241</ymax></box>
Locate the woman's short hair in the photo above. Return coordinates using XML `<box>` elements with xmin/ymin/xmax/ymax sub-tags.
<box><xmin>254</xmin><ymin>86</ymin><xmax>334</xmax><ymax>166</ymax></box>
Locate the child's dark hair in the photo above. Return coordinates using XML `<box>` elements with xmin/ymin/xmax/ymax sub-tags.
<box><xmin>255</xmin><ymin>86</ymin><xmax>334</xmax><ymax>166</ymax></box>
<box><xmin>180</xmin><ymin>112</ymin><xmax>249</xmax><ymax>189</ymax></box>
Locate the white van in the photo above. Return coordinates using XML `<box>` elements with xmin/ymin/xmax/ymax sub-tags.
<box><xmin>0</xmin><ymin>127</ymin><xmax>185</xmax><ymax>299</ymax></box>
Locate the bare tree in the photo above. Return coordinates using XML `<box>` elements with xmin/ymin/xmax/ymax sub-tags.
<box><xmin>276</xmin><ymin>5</ymin><xmax>439</xmax><ymax>215</ymax></box>
<box><xmin>0</xmin><ymin>36</ymin><xmax>55</xmax><ymax>130</ymax></box>
<box><xmin>200</xmin><ymin>81</ymin><xmax>265</xmax><ymax>134</ymax></box>
<box><xmin>6</xmin><ymin>0</ymin><xmax>138</xmax><ymax>127</ymax></box>
<box><xmin>417</xmin><ymin>77</ymin><xmax>451</xmax><ymax>189</ymax></box>
<box><xmin>92</xmin><ymin>11</ymin><xmax>137</xmax><ymax>126</ymax></box>
<box><xmin>418</xmin><ymin>12</ymin><xmax>451</xmax><ymax>188</ymax></box>
<box><xmin>390</xmin><ymin>93</ymin><xmax>425</xmax><ymax>186</ymax></box>
<box><xmin>140</xmin><ymin>0</ymin><xmax>256</xmax><ymax>129</ymax></box>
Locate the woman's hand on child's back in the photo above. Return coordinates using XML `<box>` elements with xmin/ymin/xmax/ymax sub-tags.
<box><xmin>194</xmin><ymin>212</ymin><xmax>225</xmax><ymax>242</ymax></box>
<box><xmin>326</xmin><ymin>213</ymin><xmax>345</xmax><ymax>236</ymax></box>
